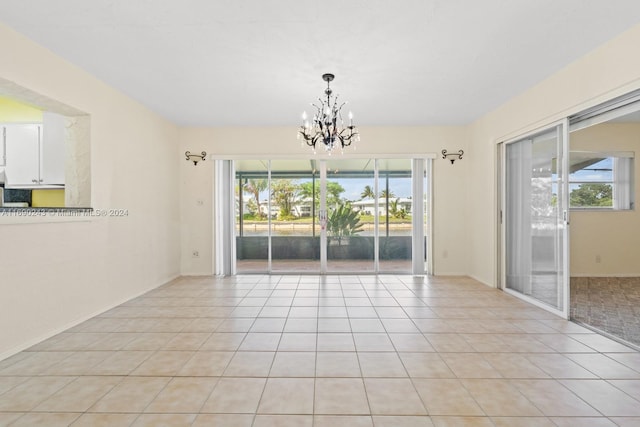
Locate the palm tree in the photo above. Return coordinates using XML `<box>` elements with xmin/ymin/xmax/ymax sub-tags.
<box><xmin>360</xmin><ymin>185</ymin><xmax>376</xmax><ymax>200</ymax></box>
<box><xmin>380</xmin><ymin>189</ymin><xmax>396</xmax><ymax>199</ymax></box>
<box><xmin>301</xmin><ymin>180</ymin><xmax>345</xmax><ymax>207</ymax></box>
<box><xmin>243</xmin><ymin>178</ymin><xmax>268</xmax><ymax>217</ymax></box>
<box><xmin>389</xmin><ymin>198</ymin><xmax>407</xmax><ymax>219</ymax></box>
<box><xmin>327</xmin><ymin>203</ymin><xmax>363</xmax><ymax>245</ymax></box>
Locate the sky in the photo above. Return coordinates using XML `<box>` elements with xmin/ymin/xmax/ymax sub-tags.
<box><xmin>569</xmin><ymin>158</ymin><xmax>613</xmax><ymax>182</ymax></box>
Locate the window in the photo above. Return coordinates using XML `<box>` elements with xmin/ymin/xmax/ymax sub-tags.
<box><xmin>569</xmin><ymin>152</ymin><xmax>634</xmax><ymax>210</ymax></box>
<box><xmin>0</xmin><ymin>81</ymin><xmax>91</xmax><ymax>210</ymax></box>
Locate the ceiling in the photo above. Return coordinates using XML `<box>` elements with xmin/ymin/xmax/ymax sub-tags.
<box><xmin>2</xmin><ymin>0</ymin><xmax>640</xmax><ymax>127</ymax></box>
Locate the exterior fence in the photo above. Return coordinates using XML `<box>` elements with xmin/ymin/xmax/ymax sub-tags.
<box><xmin>236</xmin><ymin>235</ymin><xmax>412</xmax><ymax>260</ymax></box>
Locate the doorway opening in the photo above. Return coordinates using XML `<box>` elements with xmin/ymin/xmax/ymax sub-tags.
<box><xmin>567</xmin><ymin>91</ymin><xmax>640</xmax><ymax>346</ymax></box>
<box><xmin>499</xmin><ymin>88</ymin><xmax>640</xmax><ymax>338</ymax></box>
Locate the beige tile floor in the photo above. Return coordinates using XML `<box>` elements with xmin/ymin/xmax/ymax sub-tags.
<box><xmin>1</xmin><ymin>274</ymin><xmax>640</xmax><ymax>426</ymax></box>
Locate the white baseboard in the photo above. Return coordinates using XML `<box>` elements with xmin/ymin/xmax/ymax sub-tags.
<box><xmin>468</xmin><ymin>274</ymin><xmax>497</xmax><ymax>288</ymax></box>
<box><xmin>432</xmin><ymin>272</ymin><xmax>469</xmax><ymax>277</ymax></box>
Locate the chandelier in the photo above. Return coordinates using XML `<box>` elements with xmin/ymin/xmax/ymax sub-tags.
<box><xmin>298</xmin><ymin>73</ymin><xmax>359</xmax><ymax>154</ymax></box>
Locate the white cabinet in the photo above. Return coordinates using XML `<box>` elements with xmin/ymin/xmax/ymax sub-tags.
<box><xmin>2</xmin><ymin>115</ymin><xmax>65</xmax><ymax>187</ymax></box>
<box><xmin>4</xmin><ymin>124</ymin><xmax>41</xmax><ymax>186</ymax></box>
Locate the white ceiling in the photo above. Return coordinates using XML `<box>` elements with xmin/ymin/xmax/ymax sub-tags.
<box><xmin>2</xmin><ymin>0</ymin><xmax>640</xmax><ymax>127</ymax></box>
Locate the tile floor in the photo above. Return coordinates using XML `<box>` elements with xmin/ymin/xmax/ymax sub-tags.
<box><xmin>1</xmin><ymin>274</ymin><xmax>640</xmax><ymax>426</ymax></box>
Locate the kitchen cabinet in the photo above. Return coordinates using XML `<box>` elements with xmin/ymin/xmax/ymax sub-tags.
<box><xmin>2</xmin><ymin>114</ymin><xmax>65</xmax><ymax>187</ymax></box>
<box><xmin>4</xmin><ymin>124</ymin><xmax>41</xmax><ymax>186</ymax></box>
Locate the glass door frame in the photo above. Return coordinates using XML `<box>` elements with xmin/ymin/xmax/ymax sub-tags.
<box><xmin>319</xmin><ymin>160</ymin><xmax>327</xmax><ymax>273</ymax></box>
<box><xmin>268</xmin><ymin>159</ymin><xmax>322</xmax><ymax>274</ymax></box>
<box><xmin>498</xmin><ymin>119</ymin><xmax>570</xmax><ymax>318</ymax></box>
<box><xmin>323</xmin><ymin>158</ymin><xmax>378</xmax><ymax>274</ymax></box>
<box><xmin>220</xmin><ymin>154</ymin><xmax>434</xmax><ymax>276</ymax></box>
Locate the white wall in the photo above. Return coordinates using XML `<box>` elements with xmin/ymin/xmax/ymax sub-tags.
<box><xmin>179</xmin><ymin>126</ymin><xmax>471</xmax><ymax>276</ymax></box>
<box><xmin>467</xmin><ymin>23</ymin><xmax>640</xmax><ymax>287</ymax></box>
<box><xmin>569</xmin><ymin>123</ymin><xmax>640</xmax><ymax>276</ymax></box>
<box><xmin>0</xmin><ymin>23</ymin><xmax>181</xmax><ymax>359</ymax></box>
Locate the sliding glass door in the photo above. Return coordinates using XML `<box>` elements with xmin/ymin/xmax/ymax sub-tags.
<box><xmin>235</xmin><ymin>160</ymin><xmax>269</xmax><ymax>273</ymax></box>
<box><xmin>501</xmin><ymin>121</ymin><xmax>570</xmax><ymax>317</ymax></box>
<box><xmin>270</xmin><ymin>159</ymin><xmax>321</xmax><ymax>273</ymax></box>
<box><xmin>325</xmin><ymin>159</ymin><xmax>376</xmax><ymax>273</ymax></box>
<box><xmin>232</xmin><ymin>157</ymin><xmax>430</xmax><ymax>275</ymax></box>
<box><xmin>378</xmin><ymin>159</ymin><xmax>414</xmax><ymax>272</ymax></box>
